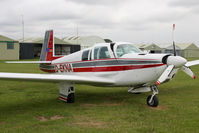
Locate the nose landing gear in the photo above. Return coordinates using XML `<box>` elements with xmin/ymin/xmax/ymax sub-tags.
<box><xmin>147</xmin><ymin>86</ymin><xmax>159</xmax><ymax>107</ymax></box>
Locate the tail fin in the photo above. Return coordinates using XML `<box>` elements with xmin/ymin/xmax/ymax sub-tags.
<box><xmin>40</xmin><ymin>30</ymin><xmax>61</xmax><ymax>61</ymax></box>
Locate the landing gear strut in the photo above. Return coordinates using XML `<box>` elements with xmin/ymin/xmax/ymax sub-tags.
<box><xmin>147</xmin><ymin>86</ymin><xmax>159</xmax><ymax>107</ymax></box>
<box><xmin>59</xmin><ymin>82</ymin><xmax>75</xmax><ymax>103</ymax></box>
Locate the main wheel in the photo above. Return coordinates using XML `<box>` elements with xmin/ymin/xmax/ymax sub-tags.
<box><xmin>67</xmin><ymin>93</ymin><xmax>75</xmax><ymax>103</ymax></box>
<box><xmin>147</xmin><ymin>95</ymin><xmax>158</xmax><ymax>107</ymax></box>
<box><xmin>133</xmin><ymin>92</ymin><xmax>141</xmax><ymax>94</ymax></box>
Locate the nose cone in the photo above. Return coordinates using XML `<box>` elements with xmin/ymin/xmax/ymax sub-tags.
<box><xmin>167</xmin><ymin>56</ymin><xmax>187</xmax><ymax>68</ymax></box>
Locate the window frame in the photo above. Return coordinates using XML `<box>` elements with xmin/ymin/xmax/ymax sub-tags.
<box><xmin>7</xmin><ymin>42</ymin><xmax>14</xmax><ymax>50</ymax></box>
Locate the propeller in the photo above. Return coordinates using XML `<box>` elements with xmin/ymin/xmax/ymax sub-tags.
<box><xmin>155</xmin><ymin>24</ymin><xmax>196</xmax><ymax>85</ymax></box>
<box><xmin>173</xmin><ymin>41</ymin><xmax>176</xmax><ymax>56</ymax></box>
<box><xmin>181</xmin><ymin>66</ymin><xmax>196</xmax><ymax>79</ymax></box>
<box><xmin>156</xmin><ymin>56</ymin><xmax>196</xmax><ymax>85</ymax></box>
<box><xmin>156</xmin><ymin>65</ymin><xmax>174</xmax><ymax>85</ymax></box>
<box><xmin>172</xmin><ymin>24</ymin><xmax>176</xmax><ymax>56</ymax></box>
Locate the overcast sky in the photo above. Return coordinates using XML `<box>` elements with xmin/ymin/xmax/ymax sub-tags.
<box><xmin>0</xmin><ymin>0</ymin><xmax>199</xmax><ymax>45</ymax></box>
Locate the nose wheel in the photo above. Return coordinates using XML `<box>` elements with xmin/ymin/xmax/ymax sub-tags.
<box><xmin>147</xmin><ymin>95</ymin><xmax>158</xmax><ymax>107</ymax></box>
<box><xmin>146</xmin><ymin>86</ymin><xmax>159</xmax><ymax>107</ymax></box>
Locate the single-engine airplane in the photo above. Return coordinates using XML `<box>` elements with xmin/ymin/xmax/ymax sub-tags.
<box><xmin>1</xmin><ymin>30</ymin><xmax>199</xmax><ymax>107</ymax></box>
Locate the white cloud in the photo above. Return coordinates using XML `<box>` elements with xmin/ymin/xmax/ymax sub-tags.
<box><xmin>0</xmin><ymin>0</ymin><xmax>198</xmax><ymax>45</ymax></box>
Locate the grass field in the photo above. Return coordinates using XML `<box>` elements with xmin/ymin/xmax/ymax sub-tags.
<box><xmin>0</xmin><ymin>59</ymin><xmax>199</xmax><ymax>133</ymax></box>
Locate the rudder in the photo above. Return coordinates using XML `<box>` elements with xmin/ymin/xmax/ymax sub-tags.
<box><xmin>40</xmin><ymin>30</ymin><xmax>55</xmax><ymax>61</ymax></box>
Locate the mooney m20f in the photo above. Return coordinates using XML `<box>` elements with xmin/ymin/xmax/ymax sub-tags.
<box><xmin>1</xmin><ymin>30</ymin><xmax>199</xmax><ymax>107</ymax></box>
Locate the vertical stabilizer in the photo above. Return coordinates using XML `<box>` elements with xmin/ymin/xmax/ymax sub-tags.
<box><xmin>40</xmin><ymin>30</ymin><xmax>55</xmax><ymax>61</ymax></box>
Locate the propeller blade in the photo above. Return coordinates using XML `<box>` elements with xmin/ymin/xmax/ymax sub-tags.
<box><xmin>185</xmin><ymin>60</ymin><xmax>199</xmax><ymax>67</ymax></box>
<box><xmin>181</xmin><ymin>66</ymin><xmax>196</xmax><ymax>79</ymax></box>
<box><xmin>156</xmin><ymin>65</ymin><xmax>174</xmax><ymax>85</ymax></box>
<box><xmin>173</xmin><ymin>41</ymin><xmax>176</xmax><ymax>56</ymax></box>
<box><xmin>172</xmin><ymin>24</ymin><xmax>176</xmax><ymax>56</ymax></box>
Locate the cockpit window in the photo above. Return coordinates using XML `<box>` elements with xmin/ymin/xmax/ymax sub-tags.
<box><xmin>94</xmin><ymin>46</ymin><xmax>111</xmax><ymax>59</ymax></box>
<box><xmin>116</xmin><ymin>44</ymin><xmax>141</xmax><ymax>57</ymax></box>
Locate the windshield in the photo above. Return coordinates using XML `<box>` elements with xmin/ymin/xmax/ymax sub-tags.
<box><xmin>116</xmin><ymin>44</ymin><xmax>141</xmax><ymax>57</ymax></box>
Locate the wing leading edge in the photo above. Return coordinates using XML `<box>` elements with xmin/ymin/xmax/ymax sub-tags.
<box><xmin>0</xmin><ymin>72</ymin><xmax>115</xmax><ymax>85</ymax></box>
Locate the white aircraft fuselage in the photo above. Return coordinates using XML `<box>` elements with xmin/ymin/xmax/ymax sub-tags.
<box><xmin>40</xmin><ymin>42</ymin><xmax>168</xmax><ymax>87</ymax></box>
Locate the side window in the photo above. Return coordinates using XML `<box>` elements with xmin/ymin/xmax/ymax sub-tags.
<box><xmin>99</xmin><ymin>47</ymin><xmax>110</xmax><ymax>59</ymax></box>
<box><xmin>82</xmin><ymin>50</ymin><xmax>89</xmax><ymax>61</ymax></box>
<box><xmin>94</xmin><ymin>46</ymin><xmax>111</xmax><ymax>59</ymax></box>
<box><xmin>94</xmin><ymin>47</ymin><xmax>100</xmax><ymax>59</ymax></box>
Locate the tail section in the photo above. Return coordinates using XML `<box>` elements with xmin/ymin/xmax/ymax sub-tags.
<box><xmin>39</xmin><ymin>30</ymin><xmax>62</xmax><ymax>73</ymax></box>
<box><xmin>40</xmin><ymin>30</ymin><xmax>61</xmax><ymax>61</ymax></box>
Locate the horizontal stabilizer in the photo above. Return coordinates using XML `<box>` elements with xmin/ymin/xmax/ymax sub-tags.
<box><xmin>6</xmin><ymin>61</ymin><xmax>52</xmax><ymax>64</ymax></box>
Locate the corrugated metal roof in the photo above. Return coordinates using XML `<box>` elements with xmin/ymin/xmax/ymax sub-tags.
<box><xmin>176</xmin><ymin>43</ymin><xmax>198</xmax><ymax>50</ymax></box>
<box><xmin>19</xmin><ymin>37</ymin><xmax>43</xmax><ymax>43</ymax></box>
<box><xmin>19</xmin><ymin>37</ymin><xmax>72</xmax><ymax>45</ymax></box>
<box><xmin>156</xmin><ymin>43</ymin><xmax>199</xmax><ymax>50</ymax></box>
<box><xmin>160</xmin><ymin>44</ymin><xmax>181</xmax><ymax>50</ymax></box>
<box><xmin>135</xmin><ymin>43</ymin><xmax>161</xmax><ymax>50</ymax></box>
<box><xmin>0</xmin><ymin>35</ymin><xmax>17</xmax><ymax>42</ymax></box>
<box><xmin>62</xmin><ymin>35</ymin><xmax>105</xmax><ymax>48</ymax></box>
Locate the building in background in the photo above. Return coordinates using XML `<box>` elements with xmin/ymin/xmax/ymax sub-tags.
<box><xmin>176</xmin><ymin>43</ymin><xmax>199</xmax><ymax>58</ymax></box>
<box><xmin>62</xmin><ymin>36</ymin><xmax>105</xmax><ymax>50</ymax></box>
<box><xmin>135</xmin><ymin>43</ymin><xmax>162</xmax><ymax>53</ymax></box>
<box><xmin>0</xmin><ymin>35</ymin><xmax>19</xmax><ymax>60</ymax></box>
<box><xmin>19</xmin><ymin>37</ymin><xmax>80</xmax><ymax>59</ymax></box>
<box><xmin>160</xmin><ymin>44</ymin><xmax>182</xmax><ymax>56</ymax></box>
<box><xmin>158</xmin><ymin>43</ymin><xmax>199</xmax><ymax>58</ymax></box>
<box><xmin>1</xmin><ymin>33</ymin><xmax>198</xmax><ymax>60</ymax></box>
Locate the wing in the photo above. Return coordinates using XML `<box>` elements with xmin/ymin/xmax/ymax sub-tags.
<box><xmin>0</xmin><ymin>72</ymin><xmax>115</xmax><ymax>85</ymax></box>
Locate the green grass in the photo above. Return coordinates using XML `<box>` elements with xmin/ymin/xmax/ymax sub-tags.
<box><xmin>0</xmin><ymin>59</ymin><xmax>199</xmax><ymax>133</ymax></box>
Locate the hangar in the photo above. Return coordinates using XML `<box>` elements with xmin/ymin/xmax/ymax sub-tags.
<box><xmin>176</xmin><ymin>43</ymin><xmax>199</xmax><ymax>58</ymax></box>
<box><xmin>0</xmin><ymin>35</ymin><xmax>19</xmax><ymax>60</ymax></box>
<box><xmin>135</xmin><ymin>43</ymin><xmax>162</xmax><ymax>53</ymax></box>
<box><xmin>160</xmin><ymin>43</ymin><xmax>199</xmax><ymax>58</ymax></box>
<box><xmin>20</xmin><ymin>37</ymin><xmax>80</xmax><ymax>59</ymax></box>
<box><xmin>62</xmin><ymin>36</ymin><xmax>106</xmax><ymax>50</ymax></box>
<box><xmin>161</xmin><ymin>44</ymin><xmax>182</xmax><ymax>56</ymax></box>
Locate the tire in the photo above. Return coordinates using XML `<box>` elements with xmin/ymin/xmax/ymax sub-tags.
<box><xmin>147</xmin><ymin>95</ymin><xmax>158</xmax><ymax>107</ymax></box>
<box><xmin>133</xmin><ymin>92</ymin><xmax>141</xmax><ymax>94</ymax></box>
<box><xmin>67</xmin><ymin>93</ymin><xmax>75</xmax><ymax>103</ymax></box>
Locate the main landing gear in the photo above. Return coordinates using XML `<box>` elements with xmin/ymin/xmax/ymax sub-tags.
<box><xmin>59</xmin><ymin>82</ymin><xmax>75</xmax><ymax>103</ymax></box>
<box><xmin>146</xmin><ymin>86</ymin><xmax>159</xmax><ymax>107</ymax></box>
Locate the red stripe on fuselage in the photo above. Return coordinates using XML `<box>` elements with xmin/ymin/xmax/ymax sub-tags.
<box><xmin>73</xmin><ymin>64</ymin><xmax>165</xmax><ymax>72</ymax></box>
<box><xmin>57</xmin><ymin>58</ymin><xmax>159</xmax><ymax>64</ymax></box>
<box><xmin>40</xmin><ymin>64</ymin><xmax>165</xmax><ymax>73</ymax></box>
